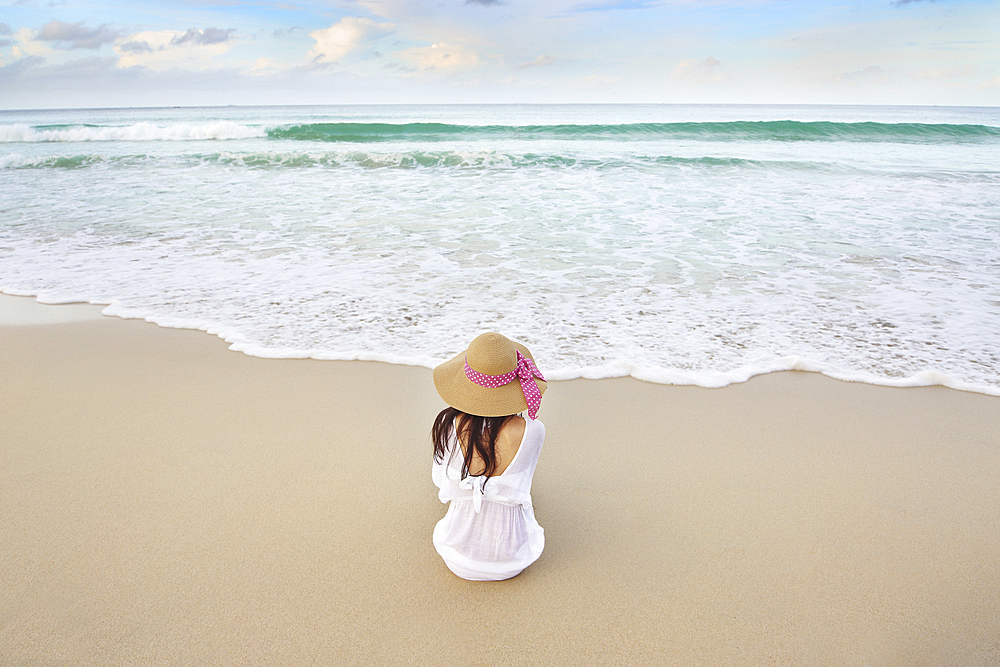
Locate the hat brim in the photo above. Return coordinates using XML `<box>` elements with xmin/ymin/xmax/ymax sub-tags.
<box><xmin>433</xmin><ymin>341</ymin><xmax>547</xmax><ymax>417</ymax></box>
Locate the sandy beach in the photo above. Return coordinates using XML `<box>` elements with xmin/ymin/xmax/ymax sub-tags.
<box><xmin>2</xmin><ymin>294</ymin><xmax>998</xmax><ymax>666</ymax></box>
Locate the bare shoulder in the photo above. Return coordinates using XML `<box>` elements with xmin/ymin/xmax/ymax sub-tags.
<box><xmin>490</xmin><ymin>416</ymin><xmax>527</xmax><ymax>476</ymax></box>
<box><xmin>501</xmin><ymin>415</ymin><xmax>527</xmax><ymax>443</ymax></box>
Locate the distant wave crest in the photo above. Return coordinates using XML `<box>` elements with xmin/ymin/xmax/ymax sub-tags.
<box><xmin>0</xmin><ymin>121</ymin><xmax>266</xmax><ymax>143</ymax></box>
<box><xmin>5</xmin><ymin>119</ymin><xmax>997</xmax><ymax>145</ymax></box>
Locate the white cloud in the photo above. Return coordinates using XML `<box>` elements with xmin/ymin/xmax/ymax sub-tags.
<box><xmin>579</xmin><ymin>73</ymin><xmax>620</xmax><ymax>86</ymax></box>
<box><xmin>355</xmin><ymin>0</ymin><xmax>403</xmax><ymax>19</ymax></box>
<box><xmin>821</xmin><ymin>65</ymin><xmax>890</xmax><ymax>85</ymax></box>
<box><xmin>517</xmin><ymin>54</ymin><xmax>556</xmax><ymax>68</ymax></box>
<box><xmin>251</xmin><ymin>57</ymin><xmax>280</xmax><ymax>75</ymax></box>
<box><xmin>13</xmin><ymin>27</ymin><xmax>53</xmax><ymax>58</ymax></box>
<box><xmin>672</xmin><ymin>56</ymin><xmax>728</xmax><ymax>83</ymax></box>
<box><xmin>113</xmin><ymin>30</ymin><xmax>236</xmax><ymax>70</ymax></box>
<box><xmin>309</xmin><ymin>17</ymin><xmax>394</xmax><ymax>63</ymax></box>
<box><xmin>978</xmin><ymin>76</ymin><xmax>1000</xmax><ymax>91</ymax></box>
<box><xmin>394</xmin><ymin>43</ymin><xmax>480</xmax><ymax>71</ymax></box>
<box><xmin>911</xmin><ymin>64</ymin><xmax>977</xmax><ymax>80</ymax></box>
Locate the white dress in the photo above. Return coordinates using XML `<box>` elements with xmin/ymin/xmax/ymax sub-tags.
<box><xmin>431</xmin><ymin>417</ymin><xmax>545</xmax><ymax>581</ymax></box>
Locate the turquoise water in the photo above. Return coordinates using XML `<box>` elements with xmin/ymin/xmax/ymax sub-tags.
<box><xmin>264</xmin><ymin>120</ymin><xmax>1000</xmax><ymax>143</ymax></box>
<box><xmin>2</xmin><ymin>104</ymin><xmax>999</xmax><ymax>393</ymax></box>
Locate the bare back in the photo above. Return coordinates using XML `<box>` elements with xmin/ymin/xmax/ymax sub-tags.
<box><xmin>457</xmin><ymin>415</ymin><xmax>526</xmax><ymax>477</ymax></box>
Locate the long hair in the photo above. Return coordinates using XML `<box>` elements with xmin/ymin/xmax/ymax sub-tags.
<box><xmin>432</xmin><ymin>407</ymin><xmax>516</xmax><ymax>480</ymax></box>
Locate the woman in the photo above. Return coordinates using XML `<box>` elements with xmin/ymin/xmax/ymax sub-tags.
<box><xmin>431</xmin><ymin>332</ymin><xmax>547</xmax><ymax>581</ymax></box>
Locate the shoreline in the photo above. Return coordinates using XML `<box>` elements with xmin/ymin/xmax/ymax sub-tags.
<box><xmin>3</xmin><ymin>295</ymin><xmax>999</xmax><ymax>665</ymax></box>
<box><xmin>3</xmin><ymin>293</ymin><xmax>997</xmax><ymax>398</ymax></box>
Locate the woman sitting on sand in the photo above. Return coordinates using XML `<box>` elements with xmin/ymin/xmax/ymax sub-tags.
<box><xmin>430</xmin><ymin>332</ymin><xmax>547</xmax><ymax>581</ymax></box>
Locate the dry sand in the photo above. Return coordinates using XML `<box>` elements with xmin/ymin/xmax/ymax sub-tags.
<box><xmin>2</xmin><ymin>295</ymin><xmax>998</xmax><ymax>666</ymax></box>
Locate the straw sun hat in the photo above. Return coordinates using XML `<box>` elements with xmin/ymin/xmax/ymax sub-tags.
<box><xmin>433</xmin><ymin>332</ymin><xmax>547</xmax><ymax>418</ymax></box>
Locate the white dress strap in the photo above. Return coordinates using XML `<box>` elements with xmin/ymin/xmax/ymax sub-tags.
<box><xmin>459</xmin><ymin>474</ymin><xmax>487</xmax><ymax>513</ymax></box>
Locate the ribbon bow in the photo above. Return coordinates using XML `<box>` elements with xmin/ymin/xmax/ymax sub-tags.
<box><xmin>459</xmin><ymin>475</ymin><xmax>487</xmax><ymax>513</ymax></box>
<box><xmin>465</xmin><ymin>350</ymin><xmax>545</xmax><ymax>419</ymax></box>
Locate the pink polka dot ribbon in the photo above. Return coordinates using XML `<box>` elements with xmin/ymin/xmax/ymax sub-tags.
<box><xmin>465</xmin><ymin>350</ymin><xmax>545</xmax><ymax>419</ymax></box>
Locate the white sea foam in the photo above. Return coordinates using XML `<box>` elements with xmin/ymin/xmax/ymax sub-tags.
<box><xmin>0</xmin><ymin>152</ymin><xmax>34</xmax><ymax>168</ymax></box>
<box><xmin>6</xmin><ymin>289</ymin><xmax>997</xmax><ymax>396</ymax></box>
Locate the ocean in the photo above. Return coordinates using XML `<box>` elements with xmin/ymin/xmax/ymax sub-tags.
<box><xmin>2</xmin><ymin>104</ymin><xmax>999</xmax><ymax>395</ymax></box>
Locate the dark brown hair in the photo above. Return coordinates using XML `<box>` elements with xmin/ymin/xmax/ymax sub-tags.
<box><xmin>432</xmin><ymin>407</ymin><xmax>516</xmax><ymax>480</ymax></box>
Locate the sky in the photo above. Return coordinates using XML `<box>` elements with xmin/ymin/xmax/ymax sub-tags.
<box><xmin>0</xmin><ymin>0</ymin><xmax>998</xmax><ymax>109</ymax></box>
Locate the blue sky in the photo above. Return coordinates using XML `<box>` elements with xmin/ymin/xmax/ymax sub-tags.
<box><xmin>1</xmin><ymin>0</ymin><xmax>997</xmax><ymax>108</ymax></box>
